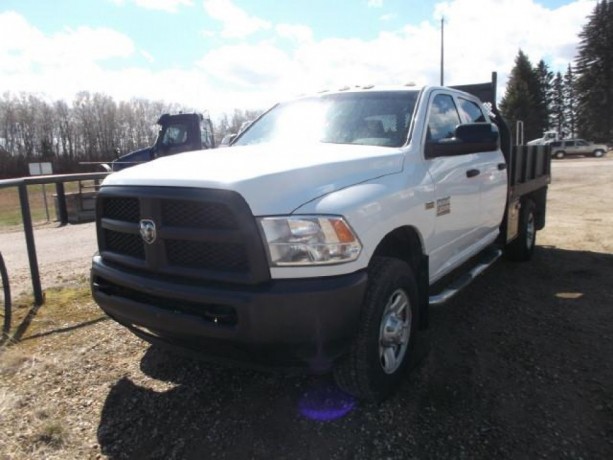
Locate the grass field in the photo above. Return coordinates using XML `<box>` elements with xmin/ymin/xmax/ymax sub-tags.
<box><xmin>0</xmin><ymin>181</ymin><xmax>96</xmax><ymax>228</ymax></box>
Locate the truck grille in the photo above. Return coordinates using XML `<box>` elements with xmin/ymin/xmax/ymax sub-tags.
<box><xmin>96</xmin><ymin>186</ymin><xmax>270</xmax><ymax>284</ymax></box>
<box><xmin>104</xmin><ymin>229</ymin><xmax>145</xmax><ymax>260</ymax></box>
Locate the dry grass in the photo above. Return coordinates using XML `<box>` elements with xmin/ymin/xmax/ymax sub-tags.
<box><xmin>0</xmin><ymin>282</ymin><xmax>117</xmax><ymax>459</ymax></box>
<box><xmin>1</xmin><ymin>282</ymin><xmax>102</xmax><ymax>348</ymax></box>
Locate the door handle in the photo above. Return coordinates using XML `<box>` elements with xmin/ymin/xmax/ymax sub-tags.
<box><xmin>466</xmin><ymin>169</ymin><xmax>480</xmax><ymax>178</ymax></box>
<box><xmin>497</xmin><ymin>163</ymin><xmax>507</xmax><ymax>171</ymax></box>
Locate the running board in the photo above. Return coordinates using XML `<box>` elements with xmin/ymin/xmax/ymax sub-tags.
<box><xmin>429</xmin><ymin>249</ymin><xmax>502</xmax><ymax>306</ymax></box>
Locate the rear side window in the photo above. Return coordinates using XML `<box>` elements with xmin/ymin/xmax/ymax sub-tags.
<box><xmin>458</xmin><ymin>98</ymin><xmax>486</xmax><ymax>123</ymax></box>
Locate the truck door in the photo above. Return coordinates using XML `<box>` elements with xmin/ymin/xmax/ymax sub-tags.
<box><xmin>425</xmin><ymin>92</ymin><xmax>483</xmax><ymax>280</ymax></box>
<box><xmin>456</xmin><ymin>97</ymin><xmax>507</xmax><ymax>242</ymax></box>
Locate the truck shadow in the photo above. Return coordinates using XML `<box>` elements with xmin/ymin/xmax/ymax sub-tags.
<box><xmin>96</xmin><ymin>245</ymin><xmax>613</xmax><ymax>459</ymax></box>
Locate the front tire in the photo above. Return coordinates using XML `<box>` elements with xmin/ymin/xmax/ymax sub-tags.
<box><xmin>553</xmin><ymin>150</ymin><xmax>565</xmax><ymax>159</ymax></box>
<box><xmin>505</xmin><ymin>199</ymin><xmax>536</xmax><ymax>261</ymax></box>
<box><xmin>334</xmin><ymin>257</ymin><xmax>418</xmax><ymax>402</ymax></box>
<box><xmin>593</xmin><ymin>149</ymin><xmax>605</xmax><ymax>158</ymax></box>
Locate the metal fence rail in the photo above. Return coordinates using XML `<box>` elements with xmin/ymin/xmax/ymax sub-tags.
<box><xmin>0</xmin><ymin>172</ymin><xmax>109</xmax><ymax>306</ymax></box>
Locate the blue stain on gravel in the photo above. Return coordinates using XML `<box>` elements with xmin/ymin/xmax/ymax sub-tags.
<box><xmin>298</xmin><ymin>382</ymin><xmax>356</xmax><ymax>421</ymax></box>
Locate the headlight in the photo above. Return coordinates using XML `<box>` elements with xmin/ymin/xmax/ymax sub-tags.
<box><xmin>259</xmin><ymin>216</ymin><xmax>362</xmax><ymax>266</ymax></box>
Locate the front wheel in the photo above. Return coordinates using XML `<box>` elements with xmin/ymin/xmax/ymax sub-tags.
<box><xmin>334</xmin><ymin>257</ymin><xmax>418</xmax><ymax>402</ymax></box>
<box><xmin>593</xmin><ymin>149</ymin><xmax>605</xmax><ymax>158</ymax></box>
<box><xmin>553</xmin><ymin>150</ymin><xmax>565</xmax><ymax>159</ymax></box>
<box><xmin>505</xmin><ymin>199</ymin><xmax>536</xmax><ymax>261</ymax></box>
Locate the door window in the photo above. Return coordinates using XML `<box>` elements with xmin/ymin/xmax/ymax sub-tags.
<box><xmin>427</xmin><ymin>94</ymin><xmax>462</xmax><ymax>142</ymax></box>
<box><xmin>162</xmin><ymin>124</ymin><xmax>188</xmax><ymax>146</ymax></box>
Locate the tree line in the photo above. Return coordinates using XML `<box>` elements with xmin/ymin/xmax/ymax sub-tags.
<box><xmin>501</xmin><ymin>0</ymin><xmax>613</xmax><ymax>145</ymax></box>
<box><xmin>0</xmin><ymin>92</ymin><xmax>258</xmax><ymax>179</ymax></box>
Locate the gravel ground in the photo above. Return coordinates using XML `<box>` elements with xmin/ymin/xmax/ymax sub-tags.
<box><xmin>0</xmin><ymin>158</ymin><xmax>612</xmax><ymax>459</ymax></box>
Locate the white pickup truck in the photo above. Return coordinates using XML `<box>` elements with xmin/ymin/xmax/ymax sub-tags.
<box><xmin>91</xmin><ymin>74</ymin><xmax>550</xmax><ymax>401</ymax></box>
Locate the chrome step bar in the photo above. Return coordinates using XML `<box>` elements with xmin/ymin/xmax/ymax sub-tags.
<box><xmin>429</xmin><ymin>249</ymin><xmax>502</xmax><ymax>306</ymax></box>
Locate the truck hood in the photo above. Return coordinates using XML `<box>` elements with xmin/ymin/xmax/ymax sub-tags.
<box><xmin>103</xmin><ymin>142</ymin><xmax>404</xmax><ymax>215</ymax></box>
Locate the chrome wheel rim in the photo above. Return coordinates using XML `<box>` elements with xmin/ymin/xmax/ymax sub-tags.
<box><xmin>526</xmin><ymin>212</ymin><xmax>536</xmax><ymax>250</ymax></box>
<box><xmin>379</xmin><ymin>289</ymin><xmax>412</xmax><ymax>375</ymax></box>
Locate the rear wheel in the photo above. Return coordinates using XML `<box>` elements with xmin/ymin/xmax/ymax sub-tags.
<box><xmin>553</xmin><ymin>150</ymin><xmax>565</xmax><ymax>159</ymax></box>
<box><xmin>334</xmin><ymin>257</ymin><xmax>418</xmax><ymax>402</ymax></box>
<box><xmin>593</xmin><ymin>149</ymin><xmax>605</xmax><ymax>158</ymax></box>
<box><xmin>505</xmin><ymin>199</ymin><xmax>536</xmax><ymax>261</ymax></box>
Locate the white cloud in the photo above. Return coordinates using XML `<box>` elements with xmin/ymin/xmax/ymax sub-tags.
<box><xmin>112</xmin><ymin>0</ymin><xmax>194</xmax><ymax>12</ymax></box>
<box><xmin>0</xmin><ymin>1</ymin><xmax>597</xmax><ymax>114</ymax></box>
<box><xmin>380</xmin><ymin>13</ymin><xmax>396</xmax><ymax>21</ymax></box>
<box><xmin>140</xmin><ymin>50</ymin><xmax>155</xmax><ymax>63</ymax></box>
<box><xmin>275</xmin><ymin>24</ymin><xmax>313</xmax><ymax>44</ymax></box>
<box><xmin>432</xmin><ymin>0</ymin><xmax>594</xmax><ymax>92</ymax></box>
<box><xmin>0</xmin><ymin>11</ymin><xmax>134</xmax><ymax>75</ymax></box>
<box><xmin>367</xmin><ymin>0</ymin><xmax>384</xmax><ymax>7</ymax></box>
<box><xmin>198</xmin><ymin>43</ymin><xmax>289</xmax><ymax>88</ymax></box>
<box><xmin>203</xmin><ymin>0</ymin><xmax>271</xmax><ymax>39</ymax></box>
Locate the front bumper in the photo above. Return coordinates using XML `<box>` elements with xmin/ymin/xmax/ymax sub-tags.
<box><xmin>91</xmin><ymin>255</ymin><xmax>367</xmax><ymax>372</ymax></box>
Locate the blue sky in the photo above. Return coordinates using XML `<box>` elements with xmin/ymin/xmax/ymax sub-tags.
<box><xmin>0</xmin><ymin>0</ymin><xmax>596</xmax><ymax>115</ymax></box>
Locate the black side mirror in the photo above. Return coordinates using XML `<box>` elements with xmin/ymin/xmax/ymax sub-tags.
<box><xmin>455</xmin><ymin>123</ymin><xmax>499</xmax><ymax>145</ymax></box>
<box><xmin>426</xmin><ymin>123</ymin><xmax>499</xmax><ymax>158</ymax></box>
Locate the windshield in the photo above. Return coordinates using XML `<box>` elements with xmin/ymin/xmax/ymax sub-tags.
<box><xmin>234</xmin><ymin>91</ymin><xmax>419</xmax><ymax>148</ymax></box>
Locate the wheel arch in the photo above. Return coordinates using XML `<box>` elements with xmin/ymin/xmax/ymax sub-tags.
<box><xmin>371</xmin><ymin>226</ymin><xmax>429</xmax><ymax>329</ymax></box>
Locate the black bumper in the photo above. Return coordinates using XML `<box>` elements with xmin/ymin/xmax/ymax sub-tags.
<box><xmin>91</xmin><ymin>256</ymin><xmax>367</xmax><ymax>372</ymax></box>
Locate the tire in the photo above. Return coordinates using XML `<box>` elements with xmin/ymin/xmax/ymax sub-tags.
<box><xmin>334</xmin><ymin>257</ymin><xmax>419</xmax><ymax>402</ymax></box>
<box><xmin>593</xmin><ymin>149</ymin><xmax>605</xmax><ymax>158</ymax></box>
<box><xmin>505</xmin><ymin>199</ymin><xmax>536</xmax><ymax>262</ymax></box>
<box><xmin>553</xmin><ymin>150</ymin><xmax>565</xmax><ymax>159</ymax></box>
<box><xmin>0</xmin><ymin>252</ymin><xmax>11</xmax><ymax>338</ymax></box>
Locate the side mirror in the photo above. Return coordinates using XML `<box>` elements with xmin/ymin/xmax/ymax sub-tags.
<box><xmin>455</xmin><ymin>123</ymin><xmax>499</xmax><ymax>145</ymax></box>
<box><xmin>426</xmin><ymin>123</ymin><xmax>499</xmax><ymax>158</ymax></box>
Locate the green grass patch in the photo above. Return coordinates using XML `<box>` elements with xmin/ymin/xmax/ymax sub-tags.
<box><xmin>0</xmin><ymin>181</ymin><xmax>93</xmax><ymax>228</ymax></box>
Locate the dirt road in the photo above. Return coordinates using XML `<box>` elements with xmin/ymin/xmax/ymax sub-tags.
<box><xmin>0</xmin><ymin>157</ymin><xmax>612</xmax><ymax>459</ymax></box>
<box><xmin>0</xmin><ymin>222</ymin><xmax>97</xmax><ymax>296</ymax></box>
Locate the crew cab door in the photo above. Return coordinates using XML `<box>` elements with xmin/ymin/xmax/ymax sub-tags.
<box><xmin>424</xmin><ymin>92</ymin><xmax>483</xmax><ymax>280</ymax></box>
<box><xmin>456</xmin><ymin>97</ymin><xmax>507</xmax><ymax>241</ymax></box>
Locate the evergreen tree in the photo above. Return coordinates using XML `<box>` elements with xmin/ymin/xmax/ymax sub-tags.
<box><xmin>563</xmin><ymin>65</ymin><xmax>578</xmax><ymax>138</ymax></box>
<box><xmin>500</xmin><ymin>50</ymin><xmax>545</xmax><ymax>143</ymax></box>
<box><xmin>535</xmin><ymin>60</ymin><xmax>553</xmax><ymax>132</ymax></box>
<box><xmin>575</xmin><ymin>0</ymin><xmax>613</xmax><ymax>143</ymax></box>
<box><xmin>551</xmin><ymin>72</ymin><xmax>566</xmax><ymax>136</ymax></box>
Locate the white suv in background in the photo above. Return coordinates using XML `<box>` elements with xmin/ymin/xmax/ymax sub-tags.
<box><xmin>550</xmin><ymin>139</ymin><xmax>608</xmax><ymax>159</ymax></box>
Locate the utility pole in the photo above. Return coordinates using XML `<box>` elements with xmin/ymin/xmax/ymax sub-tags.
<box><xmin>440</xmin><ymin>17</ymin><xmax>445</xmax><ymax>86</ymax></box>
